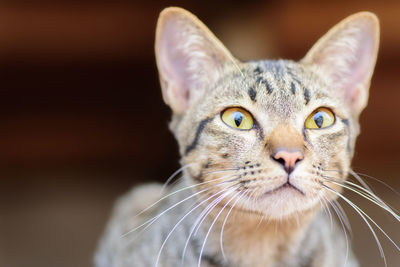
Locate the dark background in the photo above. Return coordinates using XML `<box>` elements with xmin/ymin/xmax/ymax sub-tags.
<box><xmin>0</xmin><ymin>1</ymin><xmax>399</xmax><ymax>266</ymax></box>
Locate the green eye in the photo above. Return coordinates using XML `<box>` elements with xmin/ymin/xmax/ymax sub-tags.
<box><xmin>221</xmin><ymin>107</ymin><xmax>254</xmax><ymax>130</ymax></box>
<box><xmin>305</xmin><ymin>107</ymin><xmax>335</xmax><ymax>129</ymax></box>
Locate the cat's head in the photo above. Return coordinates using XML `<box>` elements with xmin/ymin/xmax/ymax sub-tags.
<box><xmin>155</xmin><ymin>7</ymin><xmax>379</xmax><ymax>219</ymax></box>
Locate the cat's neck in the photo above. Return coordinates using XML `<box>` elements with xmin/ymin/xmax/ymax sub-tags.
<box><xmin>206</xmin><ymin>207</ymin><xmax>317</xmax><ymax>266</ymax></box>
<box><xmin>174</xmin><ymin>179</ymin><xmax>320</xmax><ymax>266</ymax></box>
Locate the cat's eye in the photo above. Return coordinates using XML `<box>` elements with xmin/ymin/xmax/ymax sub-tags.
<box><xmin>221</xmin><ymin>107</ymin><xmax>254</xmax><ymax>130</ymax></box>
<box><xmin>305</xmin><ymin>107</ymin><xmax>335</xmax><ymax>129</ymax></box>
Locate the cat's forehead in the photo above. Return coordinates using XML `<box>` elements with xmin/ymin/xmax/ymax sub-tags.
<box><xmin>211</xmin><ymin>59</ymin><xmax>334</xmax><ymax>119</ymax></box>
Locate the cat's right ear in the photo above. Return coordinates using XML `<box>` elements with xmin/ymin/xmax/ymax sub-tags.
<box><xmin>155</xmin><ymin>7</ymin><xmax>235</xmax><ymax>115</ymax></box>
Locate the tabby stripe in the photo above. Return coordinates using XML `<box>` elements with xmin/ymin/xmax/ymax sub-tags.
<box><xmin>287</xmin><ymin>69</ymin><xmax>302</xmax><ymax>86</ymax></box>
<box><xmin>248</xmin><ymin>87</ymin><xmax>257</xmax><ymax>102</ymax></box>
<box><xmin>256</xmin><ymin>77</ymin><xmax>263</xmax><ymax>84</ymax></box>
<box><xmin>293</xmin><ymin>78</ymin><xmax>302</xmax><ymax>86</ymax></box>
<box><xmin>265</xmin><ymin>82</ymin><xmax>273</xmax><ymax>94</ymax></box>
<box><xmin>184</xmin><ymin>117</ymin><xmax>213</xmax><ymax>155</ymax></box>
<box><xmin>193</xmin><ymin>172</ymin><xmax>204</xmax><ymax>182</ymax></box>
<box><xmin>256</xmin><ymin>77</ymin><xmax>273</xmax><ymax>94</ymax></box>
<box><xmin>191</xmin><ymin>237</ymin><xmax>222</xmax><ymax>266</ymax></box>
<box><xmin>302</xmin><ymin>129</ymin><xmax>312</xmax><ymax>147</ymax></box>
<box><xmin>256</xmin><ymin>126</ymin><xmax>265</xmax><ymax>141</ymax></box>
<box><xmin>290</xmin><ymin>82</ymin><xmax>296</xmax><ymax>95</ymax></box>
<box><xmin>254</xmin><ymin>66</ymin><xmax>262</xmax><ymax>74</ymax></box>
<box><xmin>325</xmin><ymin>130</ymin><xmax>345</xmax><ymax>141</ymax></box>
<box><xmin>303</xmin><ymin>88</ymin><xmax>311</xmax><ymax>105</ymax></box>
<box><xmin>341</xmin><ymin>118</ymin><xmax>352</xmax><ymax>154</ymax></box>
<box><xmin>201</xmin><ymin>254</ymin><xmax>222</xmax><ymax>266</ymax></box>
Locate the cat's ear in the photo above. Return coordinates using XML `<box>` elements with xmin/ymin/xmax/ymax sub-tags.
<box><xmin>155</xmin><ymin>7</ymin><xmax>235</xmax><ymax>115</ymax></box>
<box><xmin>302</xmin><ymin>12</ymin><xmax>379</xmax><ymax>116</ymax></box>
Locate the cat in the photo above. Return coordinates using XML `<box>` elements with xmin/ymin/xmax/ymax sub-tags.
<box><xmin>94</xmin><ymin>6</ymin><xmax>393</xmax><ymax>267</ymax></box>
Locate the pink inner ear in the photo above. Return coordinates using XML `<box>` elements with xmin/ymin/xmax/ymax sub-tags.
<box><xmin>349</xmin><ymin>86</ymin><xmax>361</xmax><ymax>107</ymax></box>
<box><xmin>341</xmin><ymin>29</ymin><xmax>375</xmax><ymax>102</ymax></box>
<box><xmin>158</xmin><ymin>21</ymin><xmax>191</xmax><ymax>105</ymax></box>
<box><xmin>156</xmin><ymin>12</ymin><xmax>232</xmax><ymax>114</ymax></box>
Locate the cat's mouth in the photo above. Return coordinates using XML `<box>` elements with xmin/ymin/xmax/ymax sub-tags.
<box><xmin>262</xmin><ymin>181</ymin><xmax>305</xmax><ymax>196</ymax></box>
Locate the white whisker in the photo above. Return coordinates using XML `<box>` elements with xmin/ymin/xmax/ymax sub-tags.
<box><xmin>323</xmin><ymin>176</ymin><xmax>400</xmax><ymax>222</ymax></box>
<box><xmin>220</xmin><ymin>189</ymin><xmax>248</xmax><ymax>261</ymax></box>
<box><xmin>319</xmin><ymin>195</ymin><xmax>333</xmax><ymax>230</ymax></box>
<box><xmin>352</xmin><ymin>171</ymin><xmax>400</xmax><ymax>198</ymax></box>
<box><xmin>197</xmin><ymin>189</ymin><xmax>240</xmax><ymax>267</ymax></box>
<box><xmin>122</xmin><ymin>174</ymin><xmax>238</xmax><ymax>237</ymax></box>
<box><xmin>133</xmin><ymin>172</ymin><xmax>238</xmax><ymax>219</ymax></box>
<box><xmin>327</xmin><ymin>197</ymin><xmax>349</xmax><ymax>267</ymax></box>
<box><xmin>181</xmin><ymin>186</ymin><xmax>238</xmax><ymax>264</ymax></box>
<box><xmin>332</xmin><ymin>199</ymin><xmax>352</xmax><ymax>236</ymax></box>
<box><xmin>161</xmin><ymin>164</ymin><xmax>193</xmax><ymax>192</ymax></box>
<box><xmin>323</xmin><ymin>184</ymin><xmax>390</xmax><ymax>267</ymax></box>
<box><xmin>349</xmin><ymin>169</ymin><xmax>376</xmax><ymax>196</ymax></box>
<box><xmin>193</xmin><ymin>188</ymin><xmax>232</xmax><ymax>237</ymax></box>
<box><xmin>155</xmin><ymin>187</ymin><xmax>233</xmax><ymax>267</ymax></box>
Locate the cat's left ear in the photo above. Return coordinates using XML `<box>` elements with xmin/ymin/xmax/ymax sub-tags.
<box><xmin>302</xmin><ymin>12</ymin><xmax>380</xmax><ymax>116</ymax></box>
<box><xmin>155</xmin><ymin>7</ymin><xmax>235</xmax><ymax>115</ymax></box>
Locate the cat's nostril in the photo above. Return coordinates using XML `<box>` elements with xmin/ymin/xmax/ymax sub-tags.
<box><xmin>272</xmin><ymin>149</ymin><xmax>304</xmax><ymax>174</ymax></box>
<box><xmin>275</xmin><ymin>157</ymin><xmax>286</xmax><ymax>166</ymax></box>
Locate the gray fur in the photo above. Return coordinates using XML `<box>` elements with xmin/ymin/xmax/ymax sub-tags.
<box><xmin>95</xmin><ymin>7</ymin><xmax>380</xmax><ymax>267</ymax></box>
<box><xmin>95</xmin><ymin>182</ymin><xmax>358</xmax><ymax>267</ymax></box>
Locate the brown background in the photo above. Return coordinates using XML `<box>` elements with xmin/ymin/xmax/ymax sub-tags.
<box><xmin>0</xmin><ymin>1</ymin><xmax>399</xmax><ymax>267</ymax></box>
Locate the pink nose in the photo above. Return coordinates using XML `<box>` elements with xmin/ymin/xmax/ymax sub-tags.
<box><xmin>272</xmin><ymin>149</ymin><xmax>304</xmax><ymax>174</ymax></box>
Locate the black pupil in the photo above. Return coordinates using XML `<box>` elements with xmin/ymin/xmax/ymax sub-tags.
<box><xmin>234</xmin><ymin>112</ymin><xmax>243</xmax><ymax>127</ymax></box>
<box><xmin>314</xmin><ymin>112</ymin><xmax>324</xmax><ymax>128</ymax></box>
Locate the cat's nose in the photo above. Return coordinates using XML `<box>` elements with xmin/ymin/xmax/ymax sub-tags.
<box><xmin>271</xmin><ymin>148</ymin><xmax>304</xmax><ymax>174</ymax></box>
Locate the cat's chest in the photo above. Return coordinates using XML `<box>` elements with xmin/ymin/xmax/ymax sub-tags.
<box><xmin>195</xmin><ymin>219</ymin><xmax>306</xmax><ymax>267</ymax></box>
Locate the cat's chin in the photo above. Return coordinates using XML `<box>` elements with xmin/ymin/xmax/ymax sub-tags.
<box><xmin>241</xmin><ymin>187</ymin><xmax>321</xmax><ymax>220</ymax></box>
<box><xmin>261</xmin><ymin>181</ymin><xmax>305</xmax><ymax>196</ymax></box>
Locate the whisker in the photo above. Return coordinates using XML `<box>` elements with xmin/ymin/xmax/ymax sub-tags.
<box><xmin>342</xmin><ymin>180</ymin><xmax>387</xmax><ymax>205</ymax></box>
<box><xmin>181</xmin><ymin>185</ymin><xmax>238</xmax><ymax>264</ymax></box>
<box><xmin>197</xmin><ymin>189</ymin><xmax>241</xmax><ymax>267</ymax></box>
<box><xmin>162</xmin><ymin>166</ymin><xmax>239</xmax><ymax>195</ymax></box>
<box><xmin>161</xmin><ymin>163</ymin><xmax>193</xmax><ymax>192</ymax></box>
<box><xmin>154</xmin><ymin>186</ymin><xmax>234</xmax><ymax>267</ymax></box>
<box><xmin>323</xmin><ymin>168</ymin><xmax>396</xmax><ymax>201</ymax></box>
<box><xmin>346</xmin><ymin>171</ymin><xmax>400</xmax><ymax>215</ymax></box>
<box><xmin>343</xmin><ymin>181</ymin><xmax>398</xmax><ymax>215</ymax></box>
<box><xmin>256</xmin><ymin>195</ymin><xmax>267</xmax><ymax>228</ymax></box>
<box><xmin>323</xmin><ymin>184</ymin><xmax>392</xmax><ymax>266</ymax></box>
<box><xmin>349</xmin><ymin>170</ymin><xmax>400</xmax><ymax>213</ymax></box>
<box><xmin>322</xmin><ymin>176</ymin><xmax>400</xmax><ymax>221</ymax></box>
<box><xmin>202</xmin><ymin>167</ymin><xmax>240</xmax><ymax>176</ymax></box>
<box><xmin>193</xmin><ymin>187</ymin><xmax>234</xmax><ymax>237</ymax></box>
<box><xmin>327</xmin><ymin>196</ymin><xmax>349</xmax><ymax>267</ymax></box>
<box><xmin>122</xmin><ymin>173</ymin><xmax>239</xmax><ymax>237</ymax></box>
<box><xmin>349</xmin><ymin>169</ymin><xmax>376</xmax><ymax>198</ymax></box>
<box><xmin>220</xmin><ymin>189</ymin><xmax>249</xmax><ymax>261</ymax></box>
<box><xmin>332</xmin><ymin>199</ymin><xmax>352</xmax><ymax>236</ymax></box>
<box><xmin>352</xmin><ymin>171</ymin><xmax>400</xmax><ymax>198</ymax></box>
<box><xmin>319</xmin><ymin>195</ymin><xmax>333</xmax><ymax>230</ymax></box>
<box><xmin>334</xmin><ymin>190</ymin><xmax>400</xmax><ymax>250</ymax></box>
<box><xmin>130</xmin><ymin>172</ymin><xmax>240</xmax><ymax>224</ymax></box>
<box><xmin>322</xmin><ymin>174</ymin><xmax>387</xmax><ymax>208</ymax></box>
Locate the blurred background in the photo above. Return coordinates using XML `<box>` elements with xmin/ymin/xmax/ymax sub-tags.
<box><xmin>0</xmin><ymin>0</ymin><xmax>399</xmax><ymax>266</ymax></box>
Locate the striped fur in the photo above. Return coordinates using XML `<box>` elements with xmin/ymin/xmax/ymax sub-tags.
<box><xmin>95</xmin><ymin>7</ymin><xmax>379</xmax><ymax>267</ymax></box>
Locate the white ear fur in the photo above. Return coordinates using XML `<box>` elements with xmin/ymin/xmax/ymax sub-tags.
<box><xmin>302</xmin><ymin>12</ymin><xmax>380</xmax><ymax>116</ymax></box>
<box><xmin>155</xmin><ymin>7</ymin><xmax>235</xmax><ymax>115</ymax></box>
